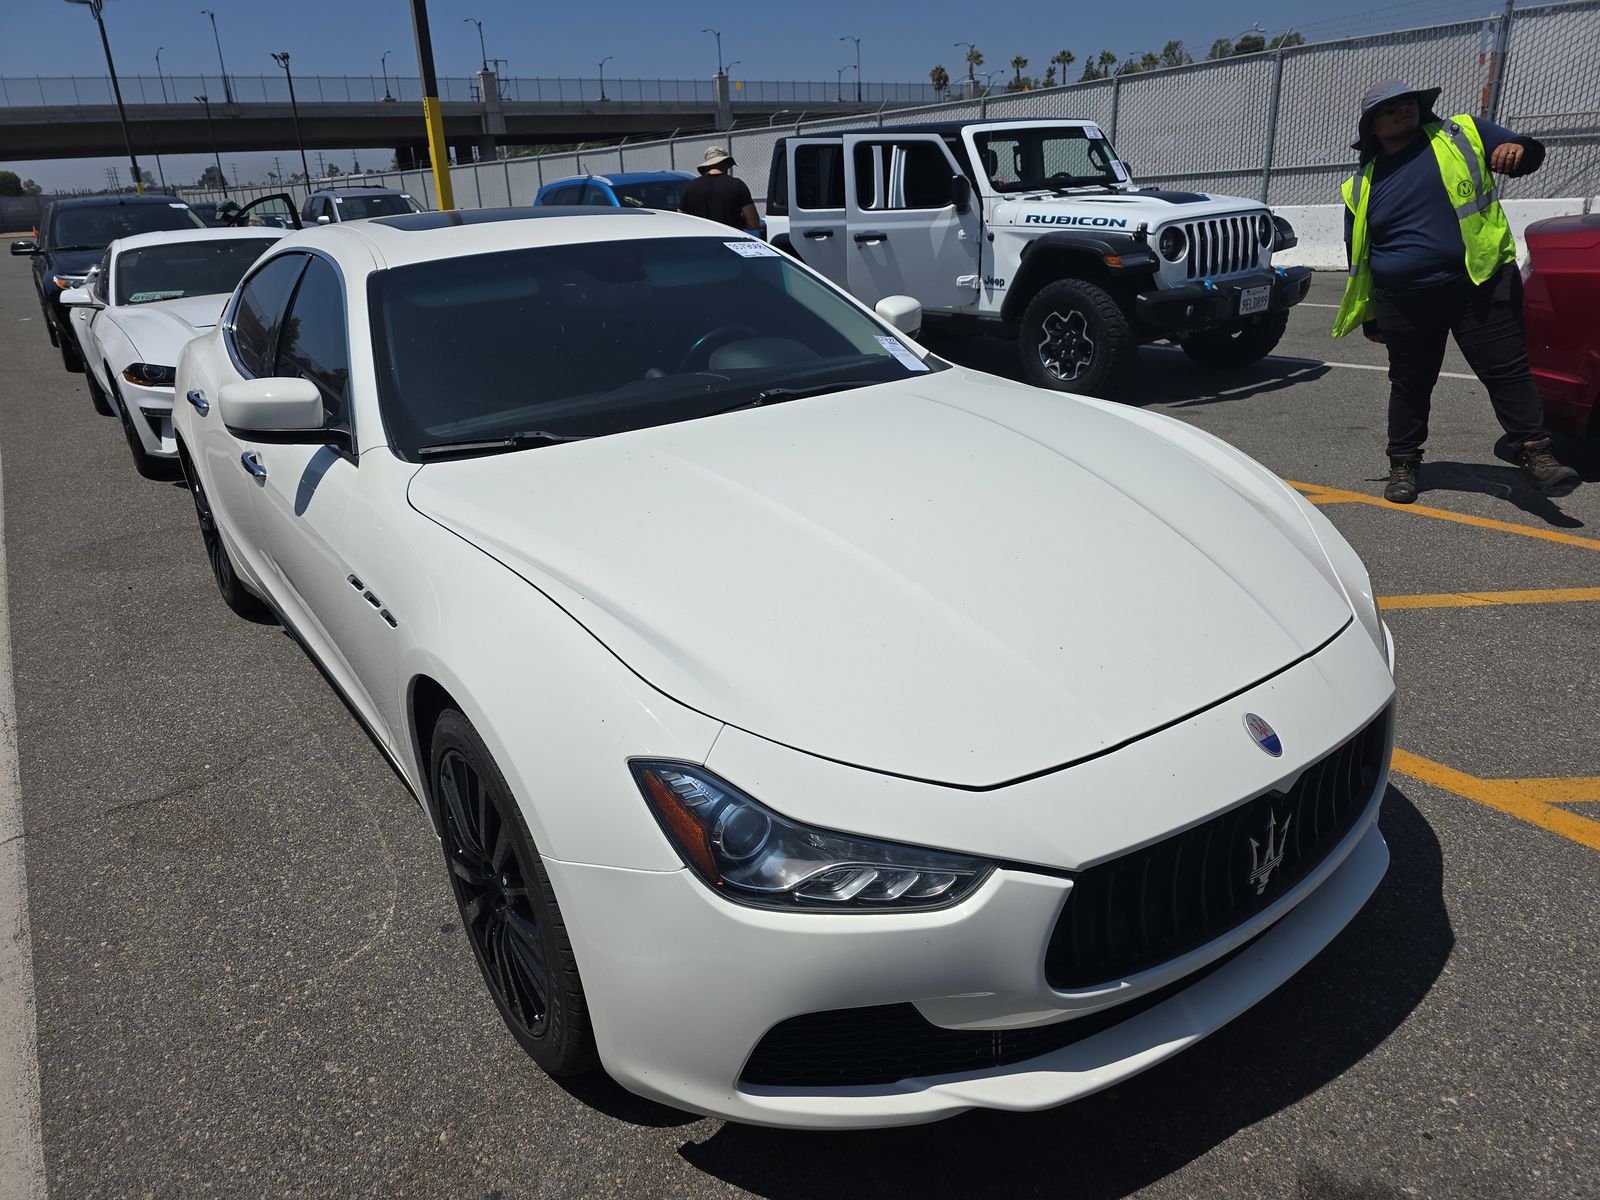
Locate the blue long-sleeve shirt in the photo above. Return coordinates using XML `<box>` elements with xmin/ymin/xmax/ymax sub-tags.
<box><xmin>1342</xmin><ymin>119</ymin><xmax>1544</xmax><ymax>292</ymax></box>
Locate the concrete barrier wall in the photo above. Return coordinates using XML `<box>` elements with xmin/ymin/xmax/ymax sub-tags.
<box><xmin>1270</xmin><ymin>199</ymin><xmax>1598</xmax><ymax>271</ymax></box>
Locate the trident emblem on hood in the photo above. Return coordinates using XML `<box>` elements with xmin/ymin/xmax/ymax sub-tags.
<box><xmin>1248</xmin><ymin>811</ymin><xmax>1291</xmax><ymax>895</ymax></box>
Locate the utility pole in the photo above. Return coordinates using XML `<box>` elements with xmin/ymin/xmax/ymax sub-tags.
<box><xmin>412</xmin><ymin>0</ymin><xmax>456</xmax><ymax>208</ymax></box>
<box><xmin>195</xmin><ymin>94</ymin><xmax>226</xmax><ymax>193</ymax></box>
<box><xmin>273</xmin><ymin>154</ymin><xmax>284</xmax><ymax>184</ymax></box>
<box><xmin>839</xmin><ymin>35</ymin><xmax>861</xmax><ymax>102</ymax></box>
<box><xmin>271</xmin><ymin>52</ymin><xmax>312</xmax><ymax>188</ymax></box>
<box><xmin>67</xmin><ymin>0</ymin><xmax>144</xmax><ymax>193</ymax></box>
<box><xmin>201</xmin><ymin>9</ymin><xmax>233</xmax><ymax>104</ymax></box>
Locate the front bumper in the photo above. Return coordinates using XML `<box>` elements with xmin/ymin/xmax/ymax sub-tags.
<box><xmin>1135</xmin><ymin>266</ymin><xmax>1312</xmax><ymax>333</ymax></box>
<box><xmin>120</xmin><ymin>382</ymin><xmax>177</xmax><ymax>458</ymax></box>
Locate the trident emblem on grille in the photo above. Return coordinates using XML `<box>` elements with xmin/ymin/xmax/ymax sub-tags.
<box><xmin>1247</xmin><ymin>811</ymin><xmax>1291</xmax><ymax>894</ymax></box>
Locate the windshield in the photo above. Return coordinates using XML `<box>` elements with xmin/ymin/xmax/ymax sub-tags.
<box><xmin>335</xmin><ymin>194</ymin><xmax>423</xmax><ymax>220</ymax></box>
<box><xmin>612</xmin><ymin>180</ymin><xmax>690</xmax><ymax>210</ymax></box>
<box><xmin>371</xmin><ymin>236</ymin><xmax>941</xmax><ymax>458</ymax></box>
<box><xmin>51</xmin><ymin>202</ymin><xmax>207</xmax><ymax>251</ymax></box>
<box><xmin>115</xmin><ymin>238</ymin><xmax>281</xmax><ymax>305</ymax></box>
<box><xmin>973</xmin><ymin>127</ymin><xmax>1125</xmax><ymax>193</ymax></box>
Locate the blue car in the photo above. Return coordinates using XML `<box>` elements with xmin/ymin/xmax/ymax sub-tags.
<box><xmin>532</xmin><ymin>171</ymin><xmax>695</xmax><ymax>211</ymax></box>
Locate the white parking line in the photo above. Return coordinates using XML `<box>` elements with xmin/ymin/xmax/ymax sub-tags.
<box><xmin>1297</xmin><ymin>302</ymin><xmax>1340</xmax><ymax>308</ymax></box>
<box><xmin>1143</xmin><ymin>343</ymin><xmax>1477</xmax><ymax>381</ymax></box>
<box><xmin>0</xmin><ymin>449</ymin><xmax>47</xmax><ymax>1200</ymax></box>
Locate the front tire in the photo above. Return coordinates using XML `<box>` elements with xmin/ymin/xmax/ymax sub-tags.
<box><xmin>431</xmin><ymin>709</ymin><xmax>598</xmax><ymax>1077</ymax></box>
<box><xmin>57</xmin><ymin>324</ymin><xmax>85</xmax><ymax>373</ymax></box>
<box><xmin>111</xmin><ymin>380</ymin><xmax>177</xmax><ymax>480</ymax></box>
<box><xmin>85</xmin><ymin>368</ymin><xmax>114</xmax><ymax>416</ymax></box>
<box><xmin>178</xmin><ymin>445</ymin><xmax>268</xmax><ymax>620</ymax></box>
<box><xmin>1018</xmin><ymin>279</ymin><xmax>1133</xmax><ymax>397</ymax></box>
<box><xmin>1179</xmin><ymin>310</ymin><xmax>1289</xmax><ymax>370</ymax></box>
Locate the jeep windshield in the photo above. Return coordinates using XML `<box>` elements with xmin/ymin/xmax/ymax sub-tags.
<box><xmin>974</xmin><ymin>127</ymin><xmax>1124</xmax><ymax>194</ymax></box>
<box><xmin>371</xmin><ymin>236</ymin><xmax>944</xmax><ymax>459</ymax></box>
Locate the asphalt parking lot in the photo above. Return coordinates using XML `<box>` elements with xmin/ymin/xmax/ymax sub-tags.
<box><xmin>2</xmin><ymin>259</ymin><xmax>1596</xmax><ymax>1199</ymax></box>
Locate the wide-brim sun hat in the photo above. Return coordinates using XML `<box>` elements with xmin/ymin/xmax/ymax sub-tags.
<box><xmin>697</xmin><ymin>145</ymin><xmax>735</xmax><ymax>171</ymax></box>
<box><xmin>1352</xmin><ymin>80</ymin><xmax>1443</xmax><ymax>152</ymax></box>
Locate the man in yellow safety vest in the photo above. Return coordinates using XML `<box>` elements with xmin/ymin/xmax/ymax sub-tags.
<box><xmin>1332</xmin><ymin>80</ymin><xmax>1578</xmax><ymax>503</ymax></box>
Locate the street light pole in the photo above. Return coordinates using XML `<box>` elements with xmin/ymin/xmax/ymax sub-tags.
<box><xmin>201</xmin><ymin>9</ymin><xmax>233</xmax><ymax>104</ymax></box>
<box><xmin>838</xmin><ymin>35</ymin><xmax>861</xmax><ymax>102</ymax></box>
<box><xmin>464</xmin><ymin>17</ymin><xmax>487</xmax><ymax>70</ymax></box>
<box><xmin>271</xmin><ymin>52</ymin><xmax>312</xmax><ymax>190</ymax></box>
<box><xmin>598</xmin><ymin>56</ymin><xmax>613</xmax><ymax>102</ymax></box>
<box><xmin>381</xmin><ymin>49</ymin><xmax>393</xmax><ymax>100</ymax></box>
<box><xmin>195</xmin><ymin>94</ymin><xmax>225</xmax><ymax>194</ymax></box>
<box><xmin>66</xmin><ymin>0</ymin><xmax>142</xmax><ymax>194</ymax></box>
<box><xmin>155</xmin><ymin>46</ymin><xmax>168</xmax><ymax>102</ymax></box>
<box><xmin>701</xmin><ymin>28</ymin><xmax>724</xmax><ymax>76</ymax></box>
<box><xmin>836</xmin><ymin>65</ymin><xmax>845</xmax><ymax>102</ymax></box>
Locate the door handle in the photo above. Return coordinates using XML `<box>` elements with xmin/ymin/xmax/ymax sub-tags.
<box><xmin>854</xmin><ymin>231</ymin><xmax>890</xmax><ymax>244</ymax></box>
<box><xmin>186</xmin><ymin>388</ymin><xmax>209</xmax><ymax>415</ymax></box>
<box><xmin>239</xmin><ymin>450</ymin><xmax>267</xmax><ymax>480</ymax></box>
<box><xmin>802</xmin><ymin>229</ymin><xmax>833</xmax><ymax>240</ymax></box>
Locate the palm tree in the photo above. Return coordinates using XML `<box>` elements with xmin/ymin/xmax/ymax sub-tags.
<box><xmin>1010</xmin><ymin>54</ymin><xmax>1028</xmax><ymax>89</ymax></box>
<box><xmin>929</xmin><ymin>64</ymin><xmax>950</xmax><ymax>99</ymax></box>
<box><xmin>964</xmin><ymin>45</ymin><xmax>983</xmax><ymax>82</ymax></box>
<box><xmin>1051</xmin><ymin>48</ymin><xmax>1075</xmax><ymax>84</ymax></box>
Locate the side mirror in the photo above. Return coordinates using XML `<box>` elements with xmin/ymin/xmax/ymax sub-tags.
<box><xmin>875</xmin><ymin>295</ymin><xmax>922</xmax><ymax>337</ymax></box>
<box><xmin>950</xmin><ymin>175</ymin><xmax>971</xmax><ymax>215</ymax></box>
<box><xmin>316</xmin><ymin>215</ymin><xmax>332</xmax><ymax>225</ymax></box>
<box><xmin>217</xmin><ymin>377</ymin><xmax>326</xmax><ymax>441</ymax></box>
<box><xmin>11</xmin><ymin>240</ymin><xmax>37</xmax><ymax>256</ymax></box>
<box><xmin>60</xmin><ymin>287</ymin><xmax>98</xmax><ymax>307</ymax></box>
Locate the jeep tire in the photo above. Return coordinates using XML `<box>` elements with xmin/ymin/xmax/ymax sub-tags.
<box><xmin>1179</xmin><ymin>310</ymin><xmax>1289</xmax><ymax>370</ymax></box>
<box><xmin>1019</xmin><ymin>279</ymin><xmax>1133</xmax><ymax>397</ymax></box>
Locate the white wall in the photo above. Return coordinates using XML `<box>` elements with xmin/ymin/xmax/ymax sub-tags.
<box><xmin>1270</xmin><ymin>199</ymin><xmax>1598</xmax><ymax>271</ymax></box>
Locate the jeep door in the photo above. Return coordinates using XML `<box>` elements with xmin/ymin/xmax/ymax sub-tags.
<box><xmin>842</xmin><ymin>134</ymin><xmax>981</xmax><ymax>311</ymax></box>
<box><xmin>784</xmin><ymin>139</ymin><xmax>849</xmax><ymax>286</ymax></box>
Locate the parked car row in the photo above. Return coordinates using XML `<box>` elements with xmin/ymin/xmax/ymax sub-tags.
<box><xmin>15</xmin><ymin>173</ymin><xmax>1408</xmax><ymax>1130</ymax></box>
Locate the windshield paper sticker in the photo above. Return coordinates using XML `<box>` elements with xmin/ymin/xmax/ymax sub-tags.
<box><xmin>725</xmin><ymin>240</ymin><xmax>780</xmax><ymax>257</ymax></box>
<box><xmin>1085</xmin><ymin>124</ymin><xmax>1103</xmax><ymax>141</ymax></box>
<box><xmin>130</xmin><ymin>290</ymin><xmax>185</xmax><ymax>303</ymax></box>
<box><xmin>168</xmin><ymin>202</ymin><xmax>188</xmax><ymax>209</ymax></box>
<box><xmin>876</xmin><ymin>335</ymin><xmax>930</xmax><ymax>372</ymax></box>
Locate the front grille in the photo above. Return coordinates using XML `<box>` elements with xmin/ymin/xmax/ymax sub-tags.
<box><xmin>1182</xmin><ymin>213</ymin><xmax>1267</xmax><ymax>279</ymax></box>
<box><xmin>740</xmin><ymin>938</ymin><xmax>1251</xmax><ymax>1088</ymax></box>
<box><xmin>1044</xmin><ymin>707</ymin><xmax>1391</xmax><ymax>989</ymax></box>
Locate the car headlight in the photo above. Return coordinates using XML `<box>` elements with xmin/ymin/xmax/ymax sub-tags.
<box><xmin>122</xmin><ymin>363</ymin><xmax>176</xmax><ymax>387</ymax></box>
<box><xmin>1158</xmin><ymin>226</ymin><xmax>1186</xmax><ymax>261</ymax></box>
<box><xmin>51</xmin><ymin>274</ymin><xmax>86</xmax><ymax>291</ymax></box>
<box><xmin>631</xmin><ymin>762</ymin><xmax>993</xmax><ymax>911</ymax></box>
<box><xmin>1257</xmin><ymin>213</ymin><xmax>1274</xmax><ymax>246</ymax></box>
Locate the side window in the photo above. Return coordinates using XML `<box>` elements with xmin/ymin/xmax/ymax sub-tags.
<box><xmin>794</xmin><ymin>144</ymin><xmax>845</xmax><ymax>211</ymax></box>
<box><xmin>273</xmin><ymin>257</ymin><xmax>351</xmax><ymax>430</ymax></box>
<box><xmin>582</xmin><ymin>186</ymin><xmax>615</xmax><ymax>207</ymax></box>
<box><xmin>546</xmin><ymin>186</ymin><xmax>583</xmax><ymax>205</ymax></box>
<box><xmin>851</xmin><ymin>144</ymin><xmax>880</xmax><ymax>210</ymax></box>
<box><xmin>91</xmin><ymin>251</ymin><xmax>111</xmax><ymax>303</ymax></box>
<box><xmin>853</xmin><ymin>141</ymin><xmax>955</xmax><ymax>211</ymax></box>
<box><xmin>229</xmin><ymin>254</ymin><xmax>306</xmax><ymax>378</ymax></box>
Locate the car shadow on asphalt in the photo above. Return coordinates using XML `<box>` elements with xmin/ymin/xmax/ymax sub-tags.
<box><xmin>919</xmin><ymin>333</ymin><xmax>1335</xmax><ymax>410</ymax></box>
<box><xmin>672</xmin><ymin>786</ymin><xmax>1452</xmax><ymax>1198</ymax></box>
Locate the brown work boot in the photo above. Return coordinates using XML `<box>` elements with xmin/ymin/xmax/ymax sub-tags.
<box><xmin>1518</xmin><ymin>437</ymin><xmax>1580</xmax><ymax>496</ymax></box>
<box><xmin>1384</xmin><ymin>455</ymin><xmax>1422</xmax><ymax>504</ymax></box>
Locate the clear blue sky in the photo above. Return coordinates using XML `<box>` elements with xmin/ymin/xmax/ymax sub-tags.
<box><xmin>5</xmin><ymin>0</ymin><xmax>1508</xmax><ymax>192</ymax></box>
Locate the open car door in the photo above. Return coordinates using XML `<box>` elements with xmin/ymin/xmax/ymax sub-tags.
<box><xmin>230</xmin><ymin>193</ymin><xmax>303</xmax><ymax>231</ymax></box>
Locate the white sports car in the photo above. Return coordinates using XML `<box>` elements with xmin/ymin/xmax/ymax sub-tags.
<box><xmin>172</xmin><ymin>208</ymin><xmax>1396</xmax><ymax>1129</ymax></box>
<box><xmin>64</xmin><ymin>226</ymin><xmax>289</xmax><ymax>476</ymax></box>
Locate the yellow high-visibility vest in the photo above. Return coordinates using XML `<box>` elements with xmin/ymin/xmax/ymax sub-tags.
<box><xmin>1331</xmin><ymin>114</ymin><xmax>1517</xmax><ymax>337</ymax></box>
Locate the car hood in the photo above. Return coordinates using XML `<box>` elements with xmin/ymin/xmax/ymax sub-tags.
<box><xmin>109</xmin><ymin>293</ymin><xmax>228</xmax><ymax>361</ymax></box>
<box><xmin>408</xmin><ymin>370</ymin><xmax>1353</xmax><ymax>787</ymax></box>
<box><xmin>993</xmin><ymin>192</ymin><xmax>1266</xmax><ymax>231</ymax></box>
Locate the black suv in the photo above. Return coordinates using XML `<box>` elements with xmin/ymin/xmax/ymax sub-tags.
<box><xmin>10</xmin><ymin>195</ymin><xmax>207</xmax><ymax>372</ymax></box>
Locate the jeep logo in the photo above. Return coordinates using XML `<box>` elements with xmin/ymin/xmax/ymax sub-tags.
<box><xmin>1022</xmin><ymin>214</ymin><xmax>1129</xmax><ymax>228</ymax></box>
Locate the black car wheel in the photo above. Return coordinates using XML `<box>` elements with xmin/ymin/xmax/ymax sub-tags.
<box><xmin>1019</xmin><ymin>279</ymin><xmax>1133</xmax><ymax>397</ymax></box>
<box><xmin>432</xmin><ymin>708</ymin><xmax>598</xmax><ymax>1077</ymax></box>
<box><xmin>85</xmin><ymin>368</ymin><xmax>114</xmax><ymax>417</ymax></box>
<box><xmin>177</xmin><ymin>444</ymin><xmax>268</xmax><ymax>619</ymax></box>
<box><xmin>56</xmin><ymin>315</ymin><xmax>85</xmax><ymax>373</ymax></box>
<box><xmin>111</xmin><ymin>379</ymin><xmax>178</xmax><ymax>480</ymax></box>
<box><xmin>1179</xmin><ymin>310</ymin><xmax>1290</xmax><ymax>370</ymax></box>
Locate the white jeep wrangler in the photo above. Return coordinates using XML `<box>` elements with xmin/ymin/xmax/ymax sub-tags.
<box><xmin>763</xmin><ymin>118</ymin><xmax>1310</xmax><ymax>395</ymax></box>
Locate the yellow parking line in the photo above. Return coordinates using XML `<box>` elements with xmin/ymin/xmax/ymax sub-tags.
<box><xmin>1289</xmin><ymin>481</ymin><xmax>1600</xmax><ymax>552</ymax></box>
<box><xmin>1378</xmin><ymin>587</ymin><xmax>1600</xmax><ymax>610</ymax></box>
<box><xmin>1390</xmin><ymin>749</ymin><xmax>1600</xmax><ymax>852</ymax></box>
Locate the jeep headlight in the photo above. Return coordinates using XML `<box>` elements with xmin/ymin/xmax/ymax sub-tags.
<box><xmin>632</xmin><ymin>762</ymin><xmax>993</xmax><ymax>910</ymax></box>
<box><xmin>1158</xmin><ymin>226</ymin><xmax>1186</xmax><ymax>262</ymax></box>
<box><xmin>1257</xmin><ymin>213</ymin><xmax>1274</xmax><ymax>246</ymax></box>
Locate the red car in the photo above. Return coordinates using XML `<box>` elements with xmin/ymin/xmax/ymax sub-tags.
<box><xmin>1523</xmin><ymin>212</ymin><xmax>1600</xmax><ymax>438</ymax></box>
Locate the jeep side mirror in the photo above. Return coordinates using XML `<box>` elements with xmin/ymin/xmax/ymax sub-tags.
<box><xmin>950</xmin><ymin>175</ymin><xmax>971</xmax><ymax>215</ymax></box>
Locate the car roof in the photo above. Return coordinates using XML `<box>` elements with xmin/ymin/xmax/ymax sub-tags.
<box><xmin>288</xmin><ymin>206</ymin><xmax>738</xmax><ymax>269</ymax></box>
<box><xmin>539</xmin><ymin>171</ymin><xmax>693</xmax><ymax>189</ymax></box>
<box><xmin>109</xmin><ymin>227</ymin><xmax>290</xmax><ymax>255</ymax></box>
<box><xmin>776</xmin><ymin>117</ymin><xmax>1095</xmax><ymax>141</ymax></box>
<box><xmin>311</xmin><ymin>187</ymin><xmax>409</xmax><ymax>196</ymax></box>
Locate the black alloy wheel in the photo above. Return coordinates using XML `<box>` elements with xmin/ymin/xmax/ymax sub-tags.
<box><xmin>1018</xmin><ymin>278</ymin><xmax>1133</xmax><ymax>397</ymax></box>
<box><xmin>432</xmin><ymin>709</ymin><xmax>597</xmax><ymax>1077</ymax></box>
<box><xmin>178</xmin><ymin>446</ymin><xmax>268</xmax><ymax>619</ymax></box>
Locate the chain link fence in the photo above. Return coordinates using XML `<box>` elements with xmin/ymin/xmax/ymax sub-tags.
<box><xmin>181</xmin><ymin>0</ymin><xmax>1600</xmax><ymax>212</ymax></box>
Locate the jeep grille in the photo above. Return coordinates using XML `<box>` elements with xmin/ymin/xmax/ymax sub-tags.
<box><xmin>1181</xmin><ymin>213</ymin><xmax>1266</xmax><ymax>279</ymax></box>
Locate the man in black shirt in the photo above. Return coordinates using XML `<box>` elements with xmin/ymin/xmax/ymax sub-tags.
<box><xmin>679</xmin><ymin>146</ymin><xmax>762</xmax><ymax>233</ymax></box>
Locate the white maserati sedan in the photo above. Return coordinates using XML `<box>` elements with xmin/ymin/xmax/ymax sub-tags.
<box><xmin>172</xmin><ymin>208</ymin><xmax>1396</xmax><ymax>1129</ymax></box>
<box><xmin>63</xmin><ymin>226</ymin><xmax>289</xmax><ymax>476</ymax></box>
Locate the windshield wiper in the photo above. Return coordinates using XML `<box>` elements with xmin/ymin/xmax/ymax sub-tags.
<box><xmin>710</xmin><ymin>379</ymin><xmax>879</xmax><ymax>417</ymax></box>
<box><xmin>416</xmin><ymin>429</ymin><xmax>590</xmax><ymax>459</ymax></box>
<box><xmin>51</xmin><ymin>244</ymin><xmax>105</xmax><ymax>253</ymax></box>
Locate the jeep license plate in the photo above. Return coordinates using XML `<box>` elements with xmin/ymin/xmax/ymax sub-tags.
<box><xmin>1239</xmin><ymin>285</ymin><xmax>1271</xmax><ymax>316</ymax></box>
